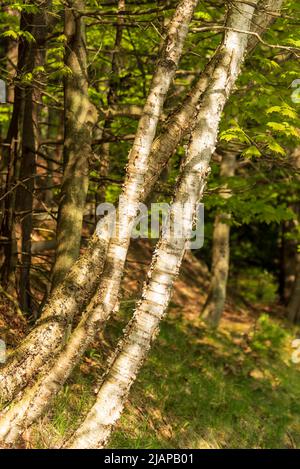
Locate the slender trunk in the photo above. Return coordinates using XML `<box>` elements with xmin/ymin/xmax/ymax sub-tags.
<box><xmin>97</xmin><ymin>0</ymin><xmax>125</xmax><ymax>204</ymax></box>
<box><xmin>4</xmin><ymin>7</ymin><xmax>19</xmax><ymax>105</ymax></box>
<box><xmin>0</xmin><ymin>103</ymin><xmax>22</xmax><ymax>292</ymax></box>
<box><xmin>201</xmin><ymin>151</ymin><xmax>236</xmax><ymax>326</ymax></box>
<box><xmin>0</xmin><ymin>0</ymin><xmax>198</xmax><ymax>406</ymax></box>
<box><xmin>288</xmin><ymin>253</ymin><xmax>300</xmax><ymax>323</ymax></box>
<box><xmin>16</xmin><ymin>1</ymin><xmax>50</xmax><ymax>313</ymax></box>
<box><xmin>0</xmin><ymin>12</ymin><xmax>28</xmax><ymax>292</ymax></box>
<box><xmin>0</xmin><ymin>0</ymin><xmax>198</xmax><ymax>437</ymax></box>
<box><xmin>78</xmin><ymin>0</ymin><xmax>199</xmax><ymax>340</ymax></box>
<box><xmin>0</xmin><ymin>0</ymin><xmax>276</xmax><ymax>405</ymax></box>
<box><xmin>44</xmin><ymin>107</ymin><xmax>60</xmax><ymax>205</ymax></box>
<box><xmin>247</xmin><ymin>0</ymin><xmax>284</xmax><ymax>53</ymax></box>
<box><xmin>17</xmin><ymin>80</ymin><xmax>37</xmax><ymax>314</ymax></box>
<box><xmin>65</xmin><ymin>0</ymin><xmax>260</xmax><ymax>448</ymax></box>
<box><xmin>51</xmin><ymin>0</ymin><xmax>98</xmax><ymax>290</ymax></box>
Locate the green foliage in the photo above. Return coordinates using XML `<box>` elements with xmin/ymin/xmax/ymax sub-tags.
<box><xmin>0</xmin><ymin>0</ymin><xmax>299</xmax><ymax>451</ymax></box>
<box><xmin>220</xmin><ymin>122</ymin><xmax>251</xmax><ymax>145</ymax></box>
<box><xmin>9</xmin><ymin>3</ymin><xmax>39</xmax><ymax>14</ymax></box>
<box><xmin>251</xmin><ymin>314</ymin><xmax>287</xmax><ymax>356</ymax></box>
<box><xmin>0</xmin><ymin>105</ymin><xmax>11</xmax><ymax>124</ymax></box>
<box><xmin>233</xmin><ymin>268</ymin><xmax>278</xmax><ymax>305</ymax></box>
<box><xmin>205</xmin><ymin>173</ymin><xmax>295</xmax><ymax>226</ymax></box>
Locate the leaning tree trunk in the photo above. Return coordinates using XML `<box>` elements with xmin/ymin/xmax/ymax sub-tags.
<box><xmin>0</xmin><ymin>0</ymin><xmax>280</xmax><ymax>405</ymax></box>
<box><xmin>51</xmin><ymin>0</ymin><xmax>98</xmax><ymax>290</ymax></box>
<box><xmin>0</xmin><ymin>69</ymin><xmax>213</xmax><ymax>443</ymax></box>
<box><xmin>64</xmin><ymin>0</ymin><xmax>260</xmax><ymax>448</ymax></box>
<box><xmin>201</xmin><ymin>151</ymin><xmax>236</xmax><ymax>326</ymax></box>
<box><xmin>0</xmin><ymin>0</ymin><xmax>198</xmax><ymax>408</ymax></box>
<box><xmin>0</xmin><ymin>0</ymin><xmax>280</xmax><ymax>406</ymax></box>
<box><xmin>247</xmin><ymin>0</ymin><xmax>284</xmax><ymax>53</ymax></box>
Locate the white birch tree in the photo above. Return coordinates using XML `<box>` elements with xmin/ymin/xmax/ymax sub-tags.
<box><xmin>0</xmin><ymin>0</ymin><xmax>198</xmax><ymax>404</ymax></box>
<box><xmin>65</xmin><ymin>0</ymin><xmax>263</xmax><ymax>449</ymax></box>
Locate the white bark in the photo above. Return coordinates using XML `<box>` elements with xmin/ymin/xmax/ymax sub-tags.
<box><xmin>90</xmin><ymin>0</ymin><xmax>199</xmax><ymax>321</ymax></box>
<box><xmin>0</xmin><ymin>55</ymin><xmax>214</xmax><ymax>446</ymax></box>
<box><xmin>0</xmin><ymin>0</ymin><xmax>198</xmax><ymax>443</ymax></box>
<box><xmin>247</xmin><ymin>0</ymin><xmax>284</xmax><ymax>52</ymax></box>
<box><xmin>0</xmin><ymin>0</ymin><xmax>197</xmax><ymax>405</ymax></box>
<box><xmin>66</xmin><ymin>0</ymin><xmax>260</xmax><ymax>449</ymax></box>
<box><xmin>1</xmin><ymin>0</ymin><xmax>277</xmax><ymax>404</ymax></box>
<box><xmin>0</xmin><ymin>0</ymin><xmax>280</xmax><ymax>415</ymax></box>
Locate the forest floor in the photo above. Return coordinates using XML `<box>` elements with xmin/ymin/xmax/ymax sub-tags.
<box><xmin>1</xmin><ymin>241</ymin><xmax>300</xmax><ymax>449</ymax></box>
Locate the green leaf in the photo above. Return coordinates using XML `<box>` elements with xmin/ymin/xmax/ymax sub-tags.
<box><xmin>266</xmin><ymin>140</ymin><xmax>286</xmax><ymax>155</ymax></box>
<box><xmin>241</xmin><ymin>146</ymin><xmax>262</xmax><ymax>158</ymax></box>
<box><xmin>1</xmin><ymin>30</ymin><xmax>18</xmax><ymax>40</ymax></box>
<box><xmin>220</xmin><ymin>123</ymin><xmax>251</xmax><ymax>144</ymax></box>
<box><xmin>266</xmin><ymin>105</ymin><xmax>297</xmax><ymax>120</ymax></box>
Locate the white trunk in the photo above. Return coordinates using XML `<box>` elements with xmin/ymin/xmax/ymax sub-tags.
<box><xmin>0</xmin><ymin>0</ymin><xmax>197</xmax><ymax>404</ymax></box>
<box><xmin>66</xmin><ymin>0</ymin><xmax>260</xmax><ymax>449</ymax></box>
<box><xmin>88</xmin><ymin>0</ymin><xmax>199</xmax><ymax>318</ymax></box>
<box><xmin>0</xmin><ymin>0</ymin><xmax>198</xmax><ymax>443</ymax></box>
<box><xmin>0</xmin><ymin>50</ymin><xmax>214</xmax><ymax>445</ymax></box>
<box><xmin>247</xmin><ymin>0</ymin><xmax>284</xmax><ymax>52</ymax></box>
<box><xmin>0</xmin><ymin>0</ymin><xmax>278</xmax><ymax>412</ymax></box>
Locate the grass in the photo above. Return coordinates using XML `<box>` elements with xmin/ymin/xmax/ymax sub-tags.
<box><xmin>31</xmin><ymin>304</ymin><xmax>300</xmax><ymax>449</ymax></box>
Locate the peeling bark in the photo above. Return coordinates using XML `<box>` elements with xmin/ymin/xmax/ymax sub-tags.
<box><xmin>0</xmin><ymin>0</ymin><xmax>197</xmax><ymax>409</ymax></box>
<box><xmin>0</xmin><ymin>0</ymin><xmax>278</xmax><ymax>406</ymax></box>
<box><xmin>65</xmin><ymin>0</ymin><xmax>260</xmax><ymax>449</ymax></box>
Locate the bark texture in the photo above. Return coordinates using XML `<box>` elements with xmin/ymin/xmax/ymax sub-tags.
<box><xmin>247</xmin><ymin>0</ymin><xmax>284</xmax><ymax>52</ymax></box>
<box><xmin>201</xmin><ymin>151</ymin><xmax>236</xmax><ymax>326</ymax></box>
<box><xmin>65</xmin><ymin>0</ymin><xmax>260</xmax><ymax>449</ymax></box>
<box><xmin>0</xmin><ymin>0</ymin><xmax>198</xmax><ymax>432</ymax></box>
<box><xmin>51</xmin><ymin>0</ymin><xmax>98</xmax><ymax>290</ymax></box>
<box><xmin>0</xmin><ymin>0</ymin><xmax>278</xmax><ymax>404</ymax></box>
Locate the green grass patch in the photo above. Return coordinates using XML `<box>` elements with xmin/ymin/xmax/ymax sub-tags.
<box><xmin>34</xmin><ymin>309</ymin><xmax>300</xmax><ymax>449</ymax></box>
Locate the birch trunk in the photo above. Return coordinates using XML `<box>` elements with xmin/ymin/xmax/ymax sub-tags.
<box><xmin>65</xmin><ymin>0</ymin><xmax>260</xmax><ymax>449</ymax></box>
<box><xmin>0</xmin><ymin>0</ymin><xmax>197</xmax><ymax>417</ymax></box>
<box><xmin>201</xmin><ymin>151</ymin><xmax>236</xmax><ymax>326</ymax></box>
<box><xmin>0</xmin><ymin>70</ymin><xmax>213</xmax><ymax>443</ymax></box>
<box><xmin>0</xmin><ymin>0</ymin><xmax>278</xmax><ymax>405</ymax></box>
<box><xmin>51</xmin><ymin>0</ymin><xmax>98</xmax><ymax>290</ymax></box>
<box><xmin>247</xmin><ymin>0</ymin><xmax>284</xmax><ymax>52</ymax></box>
